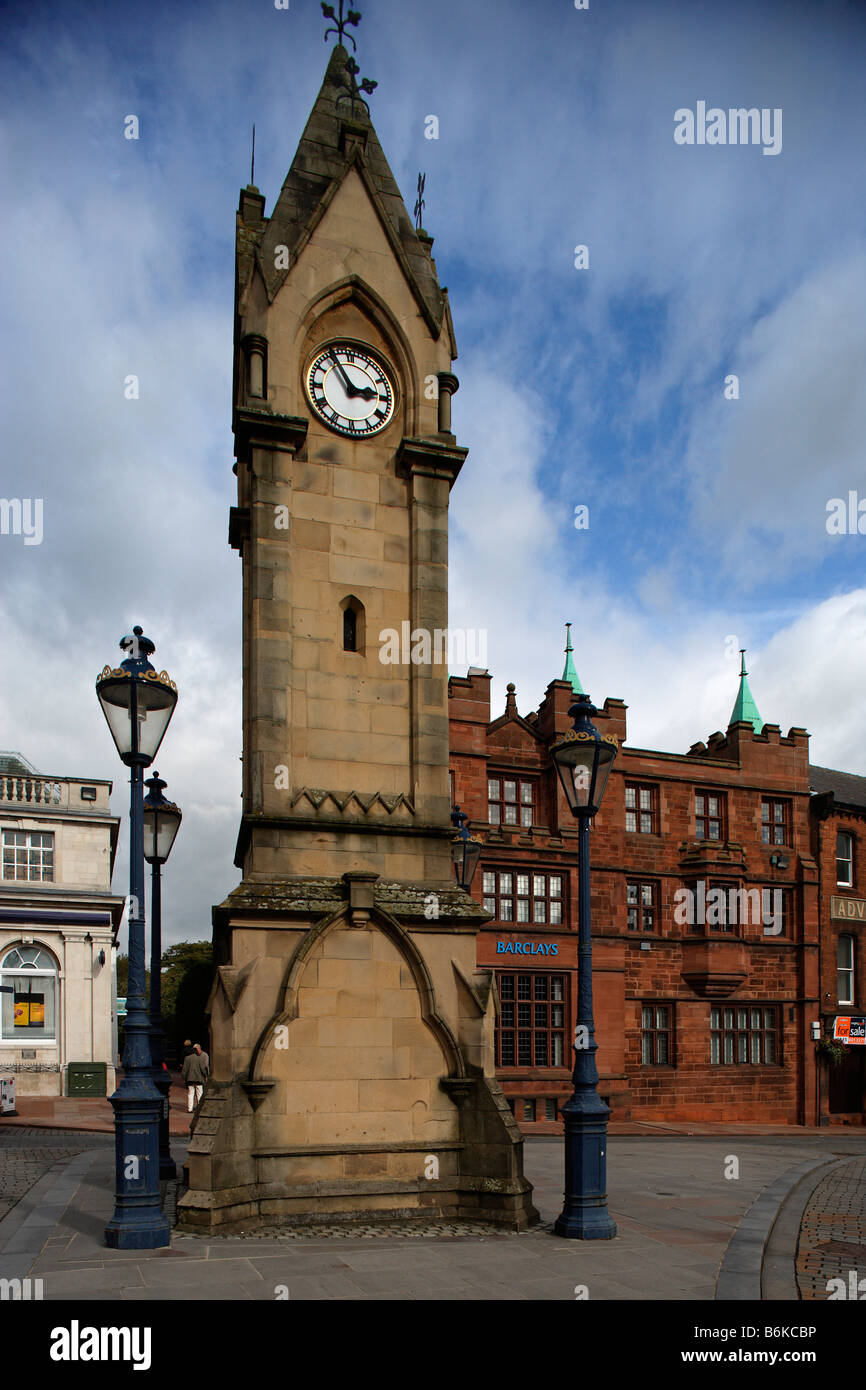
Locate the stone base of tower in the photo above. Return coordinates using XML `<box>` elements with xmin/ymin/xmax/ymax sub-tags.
<box><xmin>177</xmin><ymin>874</ymin><xmax>538</xmax><ymax>1234</ymax></box>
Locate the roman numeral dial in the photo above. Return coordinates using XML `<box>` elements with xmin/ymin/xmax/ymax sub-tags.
<box><xmin>305</xmin><ymin>344</ymin><xmax>396</xmax><ymax>437</ymax></box>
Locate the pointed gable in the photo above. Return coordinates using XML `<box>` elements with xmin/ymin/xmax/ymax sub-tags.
<box><xmin>248</xmin><ymin>45</ymin><xmax>450</xmax><ymax>343</ymax></box>
<box><xmin>488</xmin><ymin>683</ymin><xmax>545</xmax><ymax>751</ymax></box>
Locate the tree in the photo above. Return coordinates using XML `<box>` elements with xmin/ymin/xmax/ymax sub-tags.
<box><xmin>159</xmin><ymin>941</ymin><xmax>214</xmax><ymax>1062</ymax></box>
<box><xmin>115</xmin><ymin>954</ymin><xmax>150</xmax><ymax>998</ymax></box>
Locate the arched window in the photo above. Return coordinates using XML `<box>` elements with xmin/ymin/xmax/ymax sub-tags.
<box><xmin>339</xmin><ymin>595</ymin><xmax>365</xmax><ymax>654</ymax></box>
<box><xmin>1</xmin><ymin>944</ymin><xmax>58</xmax><ymax>1041</ymax></box>
<box><xmin>343</xmin><ymin>606</ymin><xmax>357</xmax><ymax>652</ymax></box>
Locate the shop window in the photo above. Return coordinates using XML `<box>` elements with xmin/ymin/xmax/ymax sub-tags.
<box><xmin>0</xmin><ymin>944</ymin><xmax>58</xmax><ymax>1041</ymax></box>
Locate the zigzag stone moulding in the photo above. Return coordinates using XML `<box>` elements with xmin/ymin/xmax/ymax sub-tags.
<box><xmin>290</xmin><ymin>787</ymin><xmax>416</xmax><ymax>816</ymax></box>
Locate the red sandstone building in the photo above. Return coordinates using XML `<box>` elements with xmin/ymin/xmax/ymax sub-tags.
<box><xmin>449</xmin><ymin>638</ymin><xmax>864</xmax><ymax>1132</ymax></box>
<box><xmin>810</xmin><ymin>766</ymin><xmax>866</xmax><ymax>1123</ymax></box>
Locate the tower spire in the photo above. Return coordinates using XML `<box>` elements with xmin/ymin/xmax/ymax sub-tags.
<box><xmin>729</xmin><ymin>648</ymin><xmax>763</xmax><ymax>733</ymax></box>
<box><xmin>562</xmin><ymin>622</ymin><xmax>584</xmax><ymax>695</ymax></box>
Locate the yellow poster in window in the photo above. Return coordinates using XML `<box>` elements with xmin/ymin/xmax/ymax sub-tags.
<box><xmin>13</xmin><ymin>1001</ymin><xmax>29</xmax><ymax>1027</ymax></box>
<box><xmin>29</xmin><ymin>1000</ymin><xmax>44</xmax><ymax>1026</ymax></box>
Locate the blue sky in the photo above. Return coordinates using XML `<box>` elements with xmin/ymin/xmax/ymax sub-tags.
<box><xmin>1</xmin><ymin>0</ymin><xmax>865</xmax><ymax>942</ymax></box>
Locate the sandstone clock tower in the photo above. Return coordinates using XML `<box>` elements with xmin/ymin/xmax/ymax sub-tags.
<box><xmin>179</xmin><ymin>38</ymin><xmax>536</xmax><ymax>1231</ymax></box>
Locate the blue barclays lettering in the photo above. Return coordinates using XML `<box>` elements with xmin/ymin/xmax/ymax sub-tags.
<box><xmin>495</xmin><ymin>940</ymin><xmax>559</xmax><ymax>956</ymax></box>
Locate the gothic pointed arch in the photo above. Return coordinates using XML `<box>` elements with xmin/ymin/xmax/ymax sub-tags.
<box><xmin>294</xmin><ymin>274</ymin><xmax>418</xmax><ymax>431</ymax></box>
<box><xmin>247</xmin><ymin>902</ymin><xmax>464</xmax><ymax>1086</ymax></box>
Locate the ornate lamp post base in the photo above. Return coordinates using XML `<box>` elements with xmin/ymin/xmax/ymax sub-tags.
<box><xmin>554</xmin><ymin>1095</ymin><xmax>617</xmax><ymax>1240</ymax></box>
<box><xmin>104</xmin><ymin>1087</ymin><xmax>170</xmax><ymax>1249</ymax></box>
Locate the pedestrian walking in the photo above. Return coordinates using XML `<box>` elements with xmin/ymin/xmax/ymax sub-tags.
<box><xmin>182</xmin><ymin>1042</ymin><xmax>209</xmax><ymax>1112</ymax></box>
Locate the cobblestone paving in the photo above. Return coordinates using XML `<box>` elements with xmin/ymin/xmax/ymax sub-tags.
<box><xmin>206</xmin><ymin>1219</ymin><xmax>551</xmax><ymax>1240</ymax></box>
<box><xmin>0</xmin><ymin>1126</ymin><xmax>111</xmax><ymax>1221</ymax></box>
<box><xmin>796</xmin><ymin>1156</ymin><xmax>866</xmax><ymax>1300</ymax></box>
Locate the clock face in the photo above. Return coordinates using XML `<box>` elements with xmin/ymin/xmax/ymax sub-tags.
<box><xmin>305</xmin><ymin>344</ymin><xmax>395</xmax><ymax>437</ymax></box>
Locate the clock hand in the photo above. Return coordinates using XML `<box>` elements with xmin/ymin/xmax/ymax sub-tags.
<box><xmin>333</xmin><ymin>356</ymin><xmax>380</xmax><ymax>401</ymax></box>
<box><xmin>332</xmin><ymin>358</ymin><xmax>358</xmax><ymax>397</ymax></box>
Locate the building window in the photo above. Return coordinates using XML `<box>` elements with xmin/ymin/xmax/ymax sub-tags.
<box><xmin>641</xmin><ymin>1004</ymin><xmax>672</xmax><ymax>1065</ymax></box>
<box><xmin>761</xmin><ymin>798</ymin><xmax>791</xmax><ymax>846</ymax></box>
<box><xmin>496</xmin><ymin>973</ymin><xmax>566</xmax><ymax>1068</ymax></box>
<box><xmin>683</xmin><ymin>880</ymin><xmax>741</xmax><ymax>933</ymax></box>
<box><xmin>544</xmin><ymin>1098</ymin><xmax>557</xmax><ymax>1122</ymax></box>
<box><xmin>695</xmin><ymin>790</ymin><xmax>725</xmax><ymax>841</ymax></box>
<box><xmin>339</xmin><ymin>595</ymin><xmax>365</xmax><ymax>654</ymax></box>
<box><xmin>625</xmin><ymin>782</ymin><xmax>658</xmax><ymax>834</ymax></box>
<box><xmin>522</xmin><ymin>1098</ymin><xmax>536</xmax><ymax>1121</ymax></box>
<box><xmin>838</xmin><ymin>935</ymin><xmax>855</xmax><ymax>1005</ymax></box>
<box><xmin>762</xmin><ymin>887</ymin><xmax>792</xmax><ymax>936</ymax></box>
<box><xmin>837</xmin><ymin>832</ymin><xmax>854</xmax><ymax>887</ymax></box>
<box><xmin>0</xmin><ymin>945</ymin><xmax>58</xmax><ymax>1041</ymax></box>
<box><xmin>710</xmin><ymin>1005</ymin><xmax>779</xmax><ymax>1065</ymax></box>
<box><xmin>1</xmin><ymin>831</ymin><xmax>54</xmax><ymax>882</ymax></box>
<box><xmin>707</xmin><ymin>881</ymin><xmax>741</xmax><ymax>933</ymax></box>
<box><xmin>488</xmin><ymin>778</ymin><xmax>534</xmax><ymax>828</ymax></box>
<box><xmin>627</xmin><ymin>881</ymin><xmax>657</xmax><ymax>932</ymax></box>
<box><xmin>483</xmin><ymin>869</ymin><xmax>563</xmax><ymax>925</ymax></box>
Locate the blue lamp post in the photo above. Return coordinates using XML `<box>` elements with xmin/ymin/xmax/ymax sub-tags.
<box><xmin>143</xmin><ymin>772</ymin><xmax>182</xmax><ymax>1180</ymax></box>
<box><xmin>96</xmin><ymin>627</ymin><xmax>177</xmax><ymax>1248</ymax></box>
<box><xmin>550</xmin><ymin>694</ymin><xmax>618</xmax><ymax>1239</ymax></box>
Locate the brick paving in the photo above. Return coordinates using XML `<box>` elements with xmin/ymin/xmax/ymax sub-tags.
<box><xmin>796</xmin><ymin>1156</ymin><xmax>866</xmax><ymax>1299</ymax></box>
<box><xmin>0</xmin><ymin>1075</ymin><xmax>192</xmax><ymax>1135</ymax></box>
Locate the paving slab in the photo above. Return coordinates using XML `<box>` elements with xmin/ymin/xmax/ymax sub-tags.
<box><xmin>2</xmin><ymin>1128</ymin><xmax>864</xmax><ymax>1300</ymax></box>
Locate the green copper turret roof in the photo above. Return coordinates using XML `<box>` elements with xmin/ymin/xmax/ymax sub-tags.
<box><xmin>562</xmin><ymin>623</ymin><xmax>584</xmax><ymax>695</ymax></box>
<box><xmin>730</xmin><ymin>649</ymin><xmax>763</xmax><ymax>733</ymax></box>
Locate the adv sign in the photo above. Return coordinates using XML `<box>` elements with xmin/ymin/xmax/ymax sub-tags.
<box><xmin>833</xmin><ymin>1016</ymin><xmax>866</xmax><ymax>1045</ymax></box>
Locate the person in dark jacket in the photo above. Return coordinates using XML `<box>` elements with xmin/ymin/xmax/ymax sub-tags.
<box><xmin>181</xmin><ymin>1043</ymin><xmax>209</xmax><ymax>1112</ymax></box>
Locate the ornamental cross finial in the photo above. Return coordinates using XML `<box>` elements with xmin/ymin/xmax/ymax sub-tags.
<box><xmin>340</xmin><ymin>55</ymin><xmax>377</xmax><ymax>120</ymax></box>
<box><xmin>414</xmin><ymin>172</ymin><xmax>426</xmax><ymax>231</ymax></box>
<box><xmin>321</xmin><ymin>1</ymin><xmax>362</xmax><ymax>51</ymax></box>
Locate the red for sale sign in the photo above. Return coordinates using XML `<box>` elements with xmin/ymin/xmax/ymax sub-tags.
<box><xmin>833</xmin><ymin>1016</ymin><xmax>866</xmax><ymax>1044</ymax></box>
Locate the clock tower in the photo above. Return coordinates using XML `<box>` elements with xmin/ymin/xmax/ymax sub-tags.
<box><xmin>179</xmin><ymin>37</ymin><xmax>537</xmax><ymax>1232</ymax></box>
